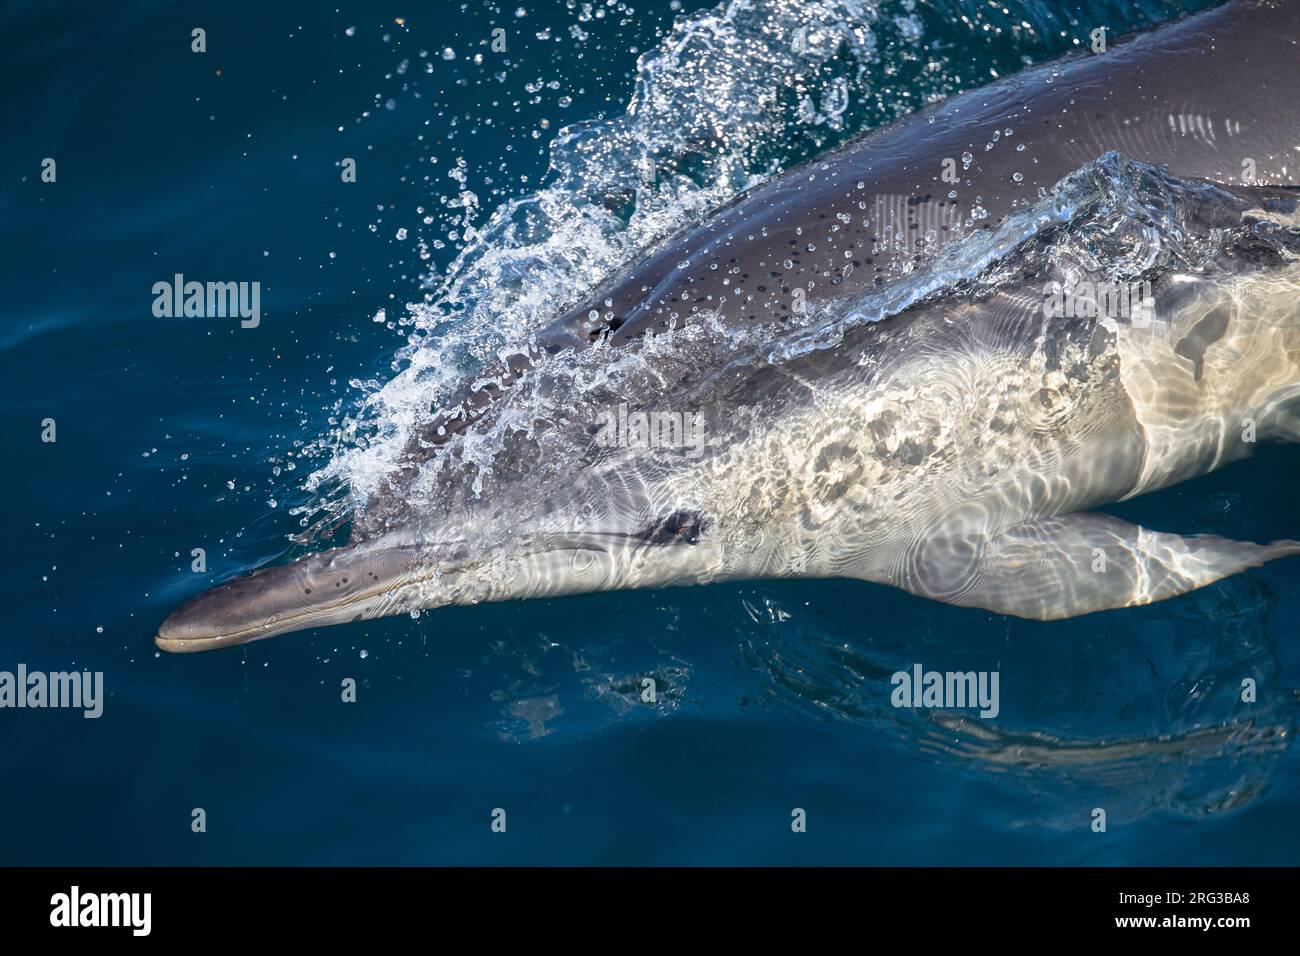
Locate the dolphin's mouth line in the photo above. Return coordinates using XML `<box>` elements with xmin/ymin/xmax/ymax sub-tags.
<box><xmin>157</xmin><ymin>616</ymin><xmax>303</xmax><ymax>651</ymax></box>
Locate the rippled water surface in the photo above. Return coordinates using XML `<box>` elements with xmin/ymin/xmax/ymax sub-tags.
<box><xmin>3</xmin><ymin>0</ymin><xmax>1299</xmax><ymax>864</ymax></box>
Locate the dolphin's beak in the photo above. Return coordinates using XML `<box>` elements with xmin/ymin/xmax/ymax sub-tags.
<box><xmin>155</xmin><ymin>544</ymin><xmax>426</xmax><ymax>653</ymax></box>
<box><xmin>157</xmin><ymin>508</ymin><xmax>719</xmax><ymax>652</ymax></box>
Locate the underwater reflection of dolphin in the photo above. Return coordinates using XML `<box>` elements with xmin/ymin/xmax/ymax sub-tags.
<box><xmin>158</xmin><ymin>0</ymin><xmax>1300</xmax><ymax>652</ymax></box>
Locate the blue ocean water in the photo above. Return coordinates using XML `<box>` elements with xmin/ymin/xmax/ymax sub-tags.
<box><xmin>3</xmin><ymin>0</ymin><xmax>1299</xmax><ymax>865</ymax></box>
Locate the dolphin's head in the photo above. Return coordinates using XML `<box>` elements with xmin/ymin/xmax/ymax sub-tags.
<box><xmin>155</xmin><ymin>447</ymin><xmax>744</xmax><ymax>653</ymax></box>
<box><xmin>156</xmin><ymin>309</ymin><xmax>857</xmax><ymax>653</ymax></box>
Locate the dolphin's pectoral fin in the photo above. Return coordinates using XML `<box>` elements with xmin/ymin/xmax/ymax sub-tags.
<box><xmin>897</xmin><ymin>513</ymin><xmax>1300</xmax><ymax>621</ymax></box>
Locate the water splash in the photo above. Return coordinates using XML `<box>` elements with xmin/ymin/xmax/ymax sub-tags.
<box><xmin>772</xmin><ymin>151</ymin><xmax>1300</xmax><ymax>361</ymax></box>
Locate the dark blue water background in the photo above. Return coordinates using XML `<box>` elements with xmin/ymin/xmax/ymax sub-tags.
<box><xmin>3</xmin><ymin>0</ymin><xmax>1298</xmax><ymax>864</ymax></box>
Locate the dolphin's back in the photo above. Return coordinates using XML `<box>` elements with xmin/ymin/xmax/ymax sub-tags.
<box><xmin>546</xmin><ymin>0</ymin><xmax>1300</xmax><ymax>349</ymax></box>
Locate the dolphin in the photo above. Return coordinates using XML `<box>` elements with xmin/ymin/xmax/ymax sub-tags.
<box><xmin>158</xmin><ymin>0</ymin><xmax>1300</xmax><ymax>652</ymax></box>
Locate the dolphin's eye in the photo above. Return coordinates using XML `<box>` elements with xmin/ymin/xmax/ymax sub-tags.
<box><xmin>640</xmin><ymin>509</ymin><xmax>707</xmax><ymax>546</ymax></box>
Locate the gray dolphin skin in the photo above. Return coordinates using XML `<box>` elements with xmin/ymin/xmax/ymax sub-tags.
<box><xmin>158</xmin><ymin>0</ymin><xmax>1300</xmax><ymax>652</ymax></box>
